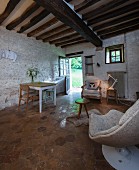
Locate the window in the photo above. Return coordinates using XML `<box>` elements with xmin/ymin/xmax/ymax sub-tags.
<box><xmin>105</xmin><ymin>44</ymin><xmax>124</xmax><ymax>64</ymax></box>
<box><xmin>59</xmin><ymin>56</ymin><xmax>70</xmax><ymax>76</ymax></box>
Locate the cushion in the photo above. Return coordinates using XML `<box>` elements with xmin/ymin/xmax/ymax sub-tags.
<box><xmin>119</xmin><ymin>99</ymin><xmax>139</xmax><ymax>125</ymax></box>
<box><xmin>86</xmin><ymin>80</ymin><xmax>100</xmax><ymax>90</ymax></box>
<box><xmin>83</xmin><ymin>89</ymin><xmax>101</xmax><ymax>97</ymax></box>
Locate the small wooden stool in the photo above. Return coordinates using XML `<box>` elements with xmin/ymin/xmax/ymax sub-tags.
<box><xmin>75</xmin><ymin>98</ymin><xmax>90</xmax><ymax>118</ymax></box>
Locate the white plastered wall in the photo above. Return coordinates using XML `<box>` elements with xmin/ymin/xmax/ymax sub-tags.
<box><xmin>65</xmin><ymin>30</ymin><xmax>139</xmax><ymax>101</ymax></box>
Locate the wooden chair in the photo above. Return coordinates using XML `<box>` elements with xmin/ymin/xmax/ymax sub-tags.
<box><xmin>18</xmin><ymin>84</ymin><xmax>39</xmax><ymax>112</ymax></box>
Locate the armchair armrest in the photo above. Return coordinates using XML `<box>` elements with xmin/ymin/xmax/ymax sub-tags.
<box><xmin>89</xmin><ymin>109</ymin><xmax>123</xmax><ymax>137</ymax></box>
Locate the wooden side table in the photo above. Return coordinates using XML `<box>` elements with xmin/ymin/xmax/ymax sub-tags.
<box><xmin>107</xmin><ymin>89</ymin><xmax>118</xmax><ymax>104</ymax></box>
<box><xmin>75</xmin><ymin>98</ymin><xmax>90</xmax><ymax>118</ymax></box>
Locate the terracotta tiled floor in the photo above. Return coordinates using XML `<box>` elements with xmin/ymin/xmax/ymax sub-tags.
<box><xmin>0</xmin><ymin>91</ymin><xmax>129</xmax><ymax>170</ymax></box>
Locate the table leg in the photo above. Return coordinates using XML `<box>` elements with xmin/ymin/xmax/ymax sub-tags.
<box><xmin>78</xmin><ymin>104</ymin><xmax>82</xmax><ymax>118</ymax></box>
<box><xmin>39</xmin><ymin>89</ymin><xmax>42</xmax><ymax>113</ymax></box>
<box><xmin>53</xmin><ymin>87</ymin><xmax>56</xmax><ymax>105</ymax></box>
<box><xmin>84</xmin><ymin>104</ymin><xmax>89</xmax><ymax>118</ymax></box>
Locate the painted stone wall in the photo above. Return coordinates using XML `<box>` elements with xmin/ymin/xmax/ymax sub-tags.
<box><xmin>65</xmin><ymin>30</ymin><xmax>139</xmax><ymax>101</ymax></box>
<box><xmin>0</xmin><ymin>27</ymin><xmax>65</xmax><ymax>110</ymax></box>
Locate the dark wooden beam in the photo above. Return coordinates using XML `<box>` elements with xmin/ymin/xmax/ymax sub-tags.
<box><xmin>101</xmin><ymin>24</ymin><xmax>139</xmax><ymax>39</ymax></box>
<box><xmin>65</xmin><ymin>0</ymin><xmax>72</xmax><ymax>2</ymax></box>
<box><xmin>83</xmin><ymin>0</ymin><xmax>129</xmax><ymax>20</ymax></box>
<box><xmin>75</xmin><ymin>0</ymin><xmax>101</xmax><ymax>12</ymax></box>
<box><xmin>34</xmin><ymin>0</ymin><xmax>102</xmax><ymax>47</ymax></box>
<box><xmin>18</xmin><ymin>9</ymin><xmax>50</xmax><ymax>33</ymax></box>
<box><xmin>0</xmin><ymin>0</ymin><xmax>21</xmax><ymax>24</ymax></box>
<box><xmin>43</xmin><ymin>28</ymin><xmax>75</xmax><ymax>42</ymax></box>
<box><xmin>27</xmin><ymin>17</ymin><xmax>58</xmax><ymax>37</ymax></box>
<box><xmin>6</xmin><ymin>2</ymin><xmax>40</xmax><ymax>30</ymax></box>
<box><xmin>49</xmin><ymin>33</ymin><xmax>80</xmax><ymax>44</ymax></box>
<box><xmin>97</xmin><ymin>18</ymin><xmax>139</xmax><ymax>36</ymax></box>
<box><xmin>93</xmin><ymin>11</ymin><xmax>139</xmax><ymax>31</ymax></box>
<box><xmin>61</xmin><ymin>40</ymin><xmax>88</xmax><ymax>48</ymax></box>
<box><xmin>36</xmin><ymin>24</ymin><xmax>69</xmax><ymax>40</ymax></box>
<box><xmin>55</xmin><ymin>37</ymin><xmax>84</xmax><ymax>47</ymax></box>
<box><xmin>88</xmin><ymin>2</ymin><xmax>139</xmax><ymax>26</ymax></box>
<box><xmin>66</xmin><ymin>51</ymin><xmax>83</xmax><ymax>57</ymax></box>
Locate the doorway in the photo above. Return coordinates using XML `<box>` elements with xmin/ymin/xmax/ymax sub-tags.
<box><xmin>70</xmin><ymin>57</ymin><xmax>83</xmax><ymax>92</ymax></box>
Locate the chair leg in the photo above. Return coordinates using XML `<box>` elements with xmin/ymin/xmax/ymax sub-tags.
<box><xmin>26</xmin><ymin>99</ymin><xmax>29</xmax><ymax>112</ymax></box>
<box><xmin>78</xmin><ymin>104</ymin><xmax>82</xmax><ymax>118</ymax></box>
<box><xmin>18</xmin><ymin>99</ymin><xmax>21</xmax><ymax>111</ymax></box>
<box><xmin>84</xmin><ymin>104</ymin><xmax>89</xmax><ymax>118</ymax></box>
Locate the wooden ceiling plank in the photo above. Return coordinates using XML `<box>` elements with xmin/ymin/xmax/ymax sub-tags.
<box><xmin>61</xmin><ymin>40</ymin><xmax>88</xmax><ymax>48</ymax></box>
<box><xmin>27</xmin><ymin>17</ymin><xmax>59</xmax><ymax>37</ymax></box>
<box><xmin>50</xmin><ymin>33</ymin><xmax>80</xmax><ymax>44</ymax></box>
<box><xmin>18</xmin><ymin>9</ymin><xmax>50</xmax><ymax>33</ymax></box>
<box><xmin>43</xmin><ymin>28</ymin><xmax>75</xmax><ymax>42</ymax></box>
<box><xmin>34</xmin><ymin>0</ymin><xmax>102</xmax><ymax>47</ymax></box>
<box><xmin>6</xmin><ymin>2</ymin><xmax>40</xmax><ymax>30</ymax></box>
<box><xmin>0</xmin><ymin>0</ymin><xmax>21</xmax><ymax>24</ymax></box>
<box><xmin>101</xmin><ymin>24</ymin><xmax>139</xmax><ymax>39</ymax></box>
<box><xmin>93</xmin><ymin>11</ymin><xmax>139</xmax><ymax>31</ymax></box>
<box><xmin>75</xmin><ymin>0</ymin><xmax>101</xmax><ymax>12</ymax></box>
<box><xmin>88</xmin><ymin>1</ymin><xmax>139</xmax><ymax>26</ymax></box>
<box><xmin>83</xmin><ymin>0</ymin><xmax>130</xmax><ymax>20</ymax></box>
<box><xmin>97</xmin><ymin>18</ymin><xmax>139</xmax><ymax>36</ymax></box>
<box><xmin>36</xmin><ymin>24</ymin><xmax>69</xmax><ymax>40</ymax></box>
<box><xmin>56</xmin><ymin>37</ymin><xmax>85</xmax><ymax>47</ymax></box>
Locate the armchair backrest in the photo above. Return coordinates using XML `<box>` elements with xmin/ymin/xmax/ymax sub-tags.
<box><xmin>85</xmin><ymin>79</ymin><xmax>101</xmax><ymax>90</ymax></box>
<box><xmin>119</xmin><ymin>99</ymin><xmax>139</xmax><ymax>125</ymax></box>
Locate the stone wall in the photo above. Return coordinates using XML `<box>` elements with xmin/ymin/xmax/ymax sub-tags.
<box><xmin>65</xmin><ymin>30</ymin><xmax>139</xmax><ymax>101</ymax></box>
<box><xmin>0</xmin><ymin>27</ymin><xmax>65</xmax><ymax>110</ymax></box>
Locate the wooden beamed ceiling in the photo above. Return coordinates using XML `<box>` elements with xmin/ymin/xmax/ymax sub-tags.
<box><xmin>0</xmin><ymin>0</ymin><xmax>138</xmax><ymax>48</ymax></box>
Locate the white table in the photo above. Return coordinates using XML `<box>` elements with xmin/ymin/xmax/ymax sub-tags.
<box><xmin>25</xmin><ymin>82</ymin><xmax>56</xmax><ymax>113</ymax></box>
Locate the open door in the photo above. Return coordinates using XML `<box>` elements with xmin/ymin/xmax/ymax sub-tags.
<box><xmin>59</xmin><ymin>57</ymin><xmax>70</xmax><ymax>94</ymax></box>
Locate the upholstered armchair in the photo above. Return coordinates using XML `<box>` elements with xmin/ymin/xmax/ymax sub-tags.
<box><xmin>81</xmin><ymin>79</ymin><xmax>102</xmax><ymax>102</ymax></box>
<box><xmin>89</xmin><ymin>99</ymin><xmax>139</xmax><ymax>170</ymax></box>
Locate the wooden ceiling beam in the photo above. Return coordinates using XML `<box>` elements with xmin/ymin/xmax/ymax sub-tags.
<box><xmin>88</xmin><ymin>1</ymin><xmax>139</xmax><ymax>26</ymax></box>
<box><xmin>65</xmin><ymin>0</ymin><xmax>72</xmax><ymax>2</ymax></box>
<box><xmin>43</xmin><ymin>28</ymin><xmax>75</xmax><ymax>42</ymax></box>
<box><xmin>27</xmin><ymin>17</ymin><xmax>58</xmax><ymax>37</ymax></box>
<box><xmin>97</xmin><ymin>18</ymin><xmax>139</xmax><ymax>36</ymax></box>
<box><xmin>0</xmin><ymin>0</ymin><xmax>21</xmax><ymax>24</ymax></box>
<box><xmin>36</xmin><ymin>24</ymin><xmax>69</xmax><ymax>40</ymax></box>
<box><xmin>66</xmin><ymin>51</ymin><xmax>83</xmax><ymax>57</ymax></box>
<box><xmin>49</xmin><ymin>33</ymin><xmax>80</xmax><ymax>44</ymax></box>
<box><xmin>6</xmin><ymin>2</ymin><xmax>40</xmax><ymax>30</ymax></box>
<box><xmin>93</xmin><ymin>11</ymin><xmax>139</xmax><ymax>32</ymax></box>
<box><xmin>83</xmin><ymin>0</ymin><xmax>129</xmax><ymax>20</ymax></box>
<box><xmin>18</xmin><ymin>9</ymin><xmax>50</xmax><ymax>33</ymax></box>
<box><xmin>75</xmin><ymin>0</ymin><xmax>101</xmax><ymax>12</ymax></box>
<box><xmin>61</xmin><ymin>40</ymin><xmax>88</xmax><ymax>48</ymax></box>
<box><xmin>101</xmin><ymin>24</ymin><xmax>139</xmax><ymax>39</ymax></box>
<box><xmin>55</xmin><ymin>37</ymin><xmax>84</xmax><ymax>47</ymax></box>
<box><xmin>34</xmin><ymin>0</ymin><xmax>102</xmax><ymax>47</ymax></box>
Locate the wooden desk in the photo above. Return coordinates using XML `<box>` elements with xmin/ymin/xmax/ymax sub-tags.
<box><xmin>107</xmin><ymin>89</ymin><xmax>118</xmax><ymax>104</ymax></box>
<box><xmin>22</xmin><ymin>82</ymin><xmax>56</xmax><ymax>113</ymax></box>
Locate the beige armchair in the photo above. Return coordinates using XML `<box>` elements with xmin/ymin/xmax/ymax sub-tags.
<box><xmin>81</xmin><ymin>79</ymin><xmax>102</xmax><ymax>102</ymax></box>
<box><xmin>89</xmin><ymin>99</ymin><xmax>139</xmax><ymax>170</ymax></box>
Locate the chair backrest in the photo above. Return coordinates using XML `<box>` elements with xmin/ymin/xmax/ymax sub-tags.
<box><xmin>85</xmin><ymin>79</ymin><xmax>101</xmax><ymax>90</ymax></box>
<box><xmin>19</xmin><ymin>84</ymin><xmax>30</xmax><ymax>98</ymax></box>
<box><xmin>119</xmin><ymin>99</ymin><xmax>139</xmax><ymax>125</ymax></box>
